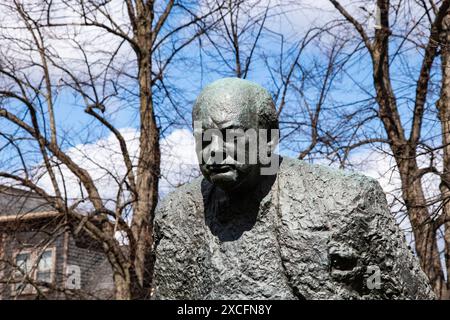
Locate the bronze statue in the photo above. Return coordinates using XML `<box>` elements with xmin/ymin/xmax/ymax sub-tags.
<box><xmin>152</xmin><ymin>78</ymin><xmax>434</xmax><ymax>299</ymax></box>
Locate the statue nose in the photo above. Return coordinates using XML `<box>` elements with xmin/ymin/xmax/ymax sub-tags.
<box><xmin>210</xmin><ymin>135</ymin><xmax>222</xmax><ymax>153</ymax></box>
<box><xmin>208</xmin><ymin>135</ymin><xmax>224</xmax><ymax>164</ymax></box>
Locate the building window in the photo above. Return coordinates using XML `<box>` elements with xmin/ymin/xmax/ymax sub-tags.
<box><xmin>13</xmin><ymin>251</ymin><xmax>33</xmax><ymax>295</ymax></box>
<box><xmin>15</xmin><ymin>252</ymin><xmax>31</xmax><ymax>274</ymax></box>
<box><xmin>12</xmin><ymin>248</ymin><xmax>55</xmax><ymax>295</ymax></box>
<box><xmin>36</xmin><ymin>250</ymin><xmax>53</xmax><ymax>283</ymax></box>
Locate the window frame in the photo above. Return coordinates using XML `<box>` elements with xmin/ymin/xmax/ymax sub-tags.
<box><xmin>35</xmin><ymin>247</ymin><xmax>56</xmax><ymax>286</ymax></box>
<box><xmin>12</xmin><ymin>249</ymin><xmax>34</xmax><ymax>295</ymax></box>
<box><xmin>11</xmin><ymin>247</ymin><xmax>56</xmax><ymax>296</ymax></box>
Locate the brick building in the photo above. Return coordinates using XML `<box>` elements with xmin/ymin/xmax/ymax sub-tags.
<box><xmin>0</xmin><ymin>186</ymin><xmax>114</xmax><ymax>299</ymax></box>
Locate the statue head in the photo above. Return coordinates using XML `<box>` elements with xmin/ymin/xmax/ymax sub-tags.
<box><xmin>192</xmin><ymin>77</ymin><xmax>279</xmax><ymax>193</ymax></box>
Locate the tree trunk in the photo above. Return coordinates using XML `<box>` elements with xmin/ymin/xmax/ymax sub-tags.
<box><xmin>132</xmin><ymin>53</ymin><xmax>160</xmax><ymax>297</ymax></box>
<box><xmin>369</xmin><ymin>10</ymin><xmax>447</xmax><ymax>296</ymax></box>
<box><xmin>113</xmin><ymin>271</ymin><xmax>132</xmax><ymax>300</ymax></box>
<box><xmin>396</xmin><ymin>156</ymin><xmax>447</xmax><ymax>298</ymax></box>
<box><xmin>131</xmin><ymin>4</ymin><xmax>161</xmax><ymax>298</ymax></box>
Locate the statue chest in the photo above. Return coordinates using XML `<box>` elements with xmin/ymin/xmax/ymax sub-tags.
<box><xmin>154</xmin><ymin>185</ymin><xmax>335</xmax><ymax>299</ymax></box>
<box><xmin>199</xmin><ymin>208</ymin><xmax>295</xmax><ymax>299</ymax></box>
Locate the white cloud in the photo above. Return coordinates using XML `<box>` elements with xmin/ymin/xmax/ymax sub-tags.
<box><xmin>160</xmin><ymin>129</ymin><xmax>201</xmax><ymax>196</ymax></box>
<box><xmin>35</xmin><ymin>127</ymin><xmax>199</xmax><ymax>210</ymax></box>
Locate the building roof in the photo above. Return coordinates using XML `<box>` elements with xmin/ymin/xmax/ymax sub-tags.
<box><xmin>0</xmin><ymin>186</ymin><xmax>58</xmax><ymax>223</ymax></box>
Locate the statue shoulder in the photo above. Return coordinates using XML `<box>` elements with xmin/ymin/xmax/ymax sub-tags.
<box><xmin>278</xmin><ymin>156</ymin><xmax>381</xmax><ymax>202</ymax></box>
<box><xmin>155</xmin><ymin>176</ymin><xmax>204</xmax><ymax>224</ymax></box>
<box><xmin>277</xmin><ymin>157</ymin><xmax>434</xmax><ymax>299</ymax></box>
<box><xmin>275</xmin><ymin>156</ymin><xmax>385</xmax><ymax>228</ymax></box>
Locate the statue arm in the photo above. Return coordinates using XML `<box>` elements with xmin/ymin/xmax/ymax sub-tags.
<box><xmin>357</xmin><ymin>178</ymin><xmax>435</xmax><ymax>299</ymax></box>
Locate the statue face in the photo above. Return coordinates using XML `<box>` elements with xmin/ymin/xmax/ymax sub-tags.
<box><xmin>195</xmin><ymin>103</ymin><xmax>261</xmax><ymax>193</ymax></box>
<box><xmin>193</xmin><ymin>78</ymin><xmax>279</xmax><ymax>193</ymax></box>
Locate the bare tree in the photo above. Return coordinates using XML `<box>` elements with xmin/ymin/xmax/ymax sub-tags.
<box><xmin>199</xmin><ymin>0</ymin><xmax>351</xmax><ymax>164</ymax></box>
<box><xmin>321</xmin><ymin>0</ymin><xmax>450</xmax><ymax>298</ymax></box>
<box><xmin>3</xmin><ymin>0</ymin><xmax>448</xmax><ymax>300</ymax></box>
<box><xmin>0</xmin><ymin>0</ymin><xmax>223</xmax><ymax>299</ymax></box>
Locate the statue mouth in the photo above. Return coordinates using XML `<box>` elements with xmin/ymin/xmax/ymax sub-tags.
<box><xmin>207</xmin><ymin>164</ymin><xmax>234</xmax><ymax>175</ymax></box>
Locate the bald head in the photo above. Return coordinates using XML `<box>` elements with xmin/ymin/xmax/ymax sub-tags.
<box><xmin>192</xmin><ymin>78</ymin><xmax>278</xmax><ymax>131</ymax></box>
